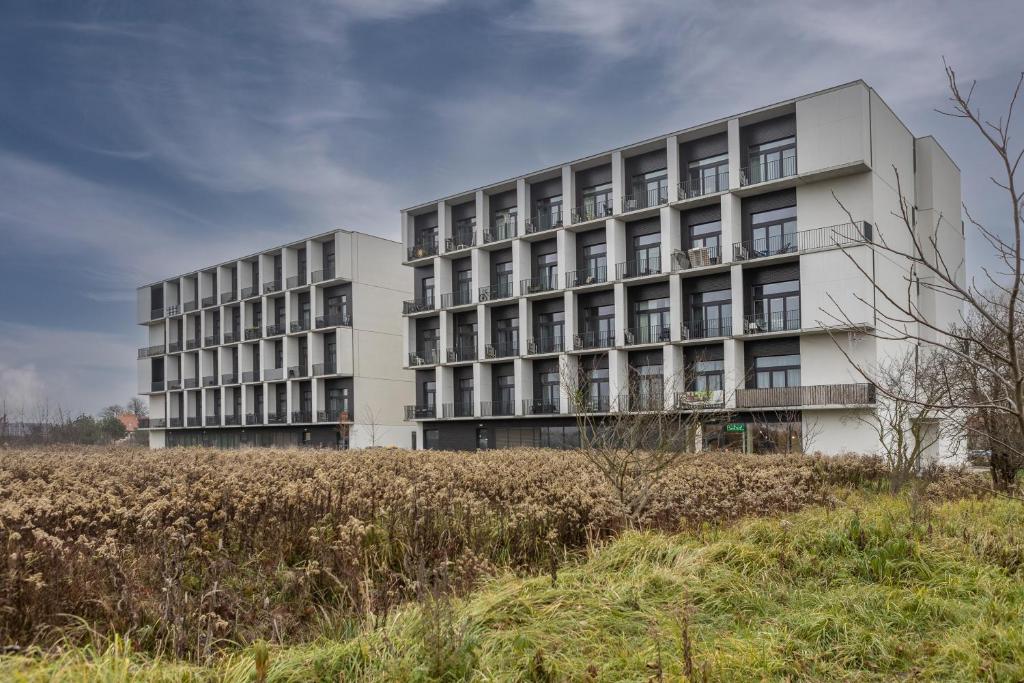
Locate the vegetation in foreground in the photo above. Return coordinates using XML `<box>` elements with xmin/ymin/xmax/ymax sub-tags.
<box><xmin>2</xmin><ymin>492</ymin><xmax>1022</xmax><ymax>681</ymax></box>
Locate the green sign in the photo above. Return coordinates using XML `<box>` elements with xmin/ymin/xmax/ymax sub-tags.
<box><xmin>725</xmin><ymin>423</ymin><xmax>746</xmax><ymax>433</ymax></box>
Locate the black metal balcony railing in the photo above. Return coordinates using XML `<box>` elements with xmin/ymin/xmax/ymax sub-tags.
<box><xmin>483</xmin><ymin>221</ymin><xmax>517</xmax><ymax>244</ymax></box>
<box><xmin>442</xmin><ymin>402</ymin><xmax>475</xmax><ymax>418</ymax></box>
<box><xmin>618</xmin><ymin>391</ymin><xmax>665</xmax><ymax>413</ymax></box>
<box><xmin>405</xmin><ymin>404</ymin><xmax>436</xmax><ymax>420</ymax></box>
<box><xmin>150</xmin><ymin>307</ymin><xmax>164</xmax><ymax>320</ymax></box>
<box><xmin>246</xmin><ymin>413</ymin><xmax>263</xmax><ymax>425</ymax></box>
<box><xmin>624</xmin><ymin>325</ymin><xmax>672</xmax><ymax>345</ymax></box>
<box><xmin>287</xmin><ymin>365</ymin><xmax>308</xmax><ymax>379</ymax></box>
<box><xmin>168</xmin><ymin>417</ymin><xmax>183</xmax><ymax>428</ymax></box>
<box><xmin>184</xmin><ymin>377</ymin><xmax>198</xmax><ymax>389</ymax></box>
<box><xmin>168</xmin><ymin>341</ymin><xmax>182</xmax><ymax>353</ymax></box>
<box><xmin>290</xmin><ymin>319</ymin><xmax>311</xmax><ymax>333</ymax></box>
<box><xmin>736</xmin><ymin>383</ymin><xmax>876</xmax><ymax>409</ymax></box>
<box><xmin>312</xmin><ymin>361</ymin><xmax>337</xmax><ymax>376</ymax></box>
<box><xmin>137</xmin><ymin>418</ymin><xmax>151</xmax><ymax>429</ymax></box>
<box><xmin>286</xmin><ymin>273</ymin><xmax>308</xmax><ymax>289</ymax></box>
<box><xmin>183</xmin><ymin>300</ymin><xmax>197</xmax><ymax>312</ymax></box>
<box><xmin>565</xmin><ymin>265</ymin><xmax>609</xmax><ymax>288</ymax></box>
<box><xmin>447</xmin><ymin>345</ymin><xmax>478</xmax><ymax>363</ymax></box>
<box><xmin>264</xmin><ymin>367</ymin><xmax>284</xmax><ymax>381</ymax></box>
<box><xmin>201</xmin><ymin>296</ymin><xmax>217</xmax><ymax>308</ymax></box>
<box><xmin>520</xmin><ymin>275</ymin><xmax>558</xmax><ymax>295</ymax></box>
<box><xmin>241</xmin><ymin>285</ymin><xmax>259</xmax><ymax>299</ymax></box>
<box><xmin>441</xmin><ymin>288</ymin><xmax>474</xmax><ymax>308</ymax></box>
<box><xmin>403</xmin><ymin>297</ymin><xmax>436</xmax><ymax>314</ymax></box>
<box><xmin>622</xmin><ymin>185</ymin><xmax>668</xmax><ymax>212</ymax></box>
<box><xmin>571</xmin><ymin>199</ymin><xmax>614</xmax><ymax>223</ymax></box>
<box><xmin>224</xmin><ymin>414</ymin><xmax>241</xmax><ymax>426</ymax></box>
<box><xmin>741</xmin><ymin>155</ymin><xmax>797</xmax><ymax>186</ymax></box>
<box><xmin>743</xmin><ymin>309</ymin><xmax>801</xmax><ymax>334</ymax></box>
<box><xmin>150</xmin><ymin>380</ymin><xmax>165</xmax><ymax>392</ymax></box>
<box><xmin>167</xmin><ymin>379</ymin><xmax>182</xmax><ymax>391</ymax></box>
<box><xmin>524</xmin><ymin>398</ymin><xmax>560</xmax><ymax>415</ymax></box>
<box><xmin>186</xmin><ymin>338</ymin><xmax>200</xmax><ymax>350</ymax></box>
<box><xmin>679</xmin><ymin>170</ymin><xmax>730</xmax><ymax>199</ymax></box>
<box><xmin>315</xmin><ymin>312</ymin><xmax>353</xmax><ymax>328</ymax></box>
<box><xmin>485</xmin><ymin>341</ymin><xmax>519</xmax><ymax>359</ymax></box>
<box><xmin>574</xmin><ymin>330</ymin><xmax>615</xmax><ymax>350</ymax></box>
<box><xmin>318</xmin><ymin>409</ymin><xmax>351</xmax><ymax>423</ymax></box>
<box><xmin>527</xmin><ymin>336</ymin><xmax>563</xmax><ymax>355</ymax></box>
<box><xmin>616</xmin><ymin>255</ymin><xmax>661</xmax><ymax>279</ymax></box>
<box><xmin>409</xmin><ymin>347</ymin><xmax>440</xmax><ymax>366</ymax></box>
<box><xmin>407</xmin><ymin>239</ymin><xmax>438</xmax><ymax>261</ymax></box>
<box><xmin>224</xmin><ymin>331</ymin><xmax>239</xmax><ymax>344</ymax></box>
<box><xmin>575</xmin><ymin>395</ymin><xmax>611</xmax><ymax>413</ymax></box>
<box><xmin>184</xmin><ymin>416</ymin><xmax>200</xmax><ymax>427</ymax></box>
<box><xmin>268</xmin><ymin>413</ymin><xmax>287</xmax><ymax>424</ymax></box>
<box><xmin>478</xmin><ymin>281</ymin><xmax>514</xmax><ymax>302</ymax></box>
<box><xmin>242</xmin><ymin>370</ymin><xmax>260</xmax><ymax>383</ymax></box>
<box><xmin>205</xmin><ymin>415</ymin><xmax>220</xmax><ymax>427</ymax></box>
<box><xmin>221</xmin><ymin>373</ymin><xmax>238</xmax><ymax>385</ymax></box>
<box><xmin>732</xmin><ymin>221</ymin><xmax>872</xmax><ymax>261</ymax></box>
<box><xmin>149</xmin><ymin>417</ymin><xmax>167</xmax><ymax>428</ymax></box>
<box><xmin>265</xmin><ymin>323</ymin><xmax>286</xmax><ymax>337</ymax></box>
<box><xmin>202</xmin><ymin>375</ymin><xmax>217</xmax><ymax>387</ymax></box>
<box><xmin>446</xmin><ymin>228</ymin><xmax>477</xmax><ymax>252</ymax></box>
<box><xmin>245</xmin><ymin>327</ymin><xmax>261</xmax><ymax>340</ymax></box>
<box><xmin>672</xmin><ymin>245</ymin><xmax>722</xmax><ymax>270</ymax></box>
<box><xmin>221</xmin><ymin>291</ymin><xmax>237</xmax><ymax>304</ymax></box>
<box><xmin>480</xmin><ymin>401</ymin><xmax>515</xmax><ymax>417</ymax></box>
<box><xmin>525</xmin><ymin>209</ymin><xmax>562</xmax><ymax>234</ymax></box>
<box><xmin>681</xmin><ymin>318</ymin><xmax>733</xmax><ymax>340</ymax></box>
<box><xmin>203</xmin><ymin>335</ymin><xmax>217</xmax><ymax>347</ymax></box>
<box><xmin>291</xmin><ymin>411</ymin><xmax>313</xmax><ymax>423</ymax></box>
<box><xmin>263</xmin><ymin>279</ymin><xmax>282</xmax><ymax>294</ymax></box>
<box><xmin>138</xmin><ymin>344</ymin><xmax>165</xmax><ymax>359</ymax></box>
<box><xmin>311</xmin><ymin>265</ymin><xmax>336</xmax><ymax>283</ymax></box>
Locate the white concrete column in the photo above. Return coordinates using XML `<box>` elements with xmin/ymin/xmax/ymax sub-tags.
<box><xmin>611</xmin><ymin>151</ymin><xmax>625</xmax><ymax>215</ymax></box>
<box><xmin>558</xmin><ymin>353</ymin><xmax>578</xmax><ymax>414</ymax></box>
<box><xmin>514</xmin><ymin>357</ymin><xmax>531</xmax><ymax>415</ymax></box>
<box><xmin>666</xmin><ymin>135</ymin><xmax>680</xmax><ymax>202</ymax></box>
<box><xmin>473</xmin><ymin>362</ymin><xmax>491</xmax><ymax>416</ymax></box>
<box><xmin>471</xmin><ymin>248</ymin><xmax>490</xmax><ymax>292</ymax></box>
<box><xmin>663</xmin><ymin>344</ymin><xmax>684</xmax><ymax>407</ymax></box>
<box><xmin>609</xmin><ymin>349</ymin><xmax>628</xmax><ymax>411</ymax></box>
<box><xmin>475</xmin><ymin>190</ymin><xmax>488</xmax><ymax>242</ymax></box>
<box><xmin>438</xmin><ymin>200</ymin><xmax>451</xmax><ymax>251</ymax></box>
<box><xmin>730</xmin><ymin>265</ymin><xmax>744</xmax><ymax>335</ymax></box>
<box><xmin>721</xmin><ymin>193</ymin><xmax>742</xmax><ymax>262</ymax></box>
<box><xmin>669</xmin><ymin>275</ymin><xmax>683</xmax><ymax>342</ymax></box>
<box><xmin>440</xmin><ymin>365</ymin><xmax>454</xmax><ymax>414</ymax></box>
<box><xmin>557</xmin><ymin>229</ymin><xmax>576</xmax><ymax>288</ymax></box>
<box><xmin>727</xmin><ymin>117</ymin><xmax>741</xmax><ymax>190</ymax></box>
<box><xmin>564</xmin><ymin>290</ymin><xmax>577</xmax><ymax>351</ymax></box>
<box><xmin>516</xmin><ymin>177</ymin><xmax>529</xmax><ymax>237</ymax></box>
<box><xmin>613</xmin><ymin>282</ymin><xmax>627</xmax><ymax>346</ymax></box>
<box><xmin>660</xmin><ymin>206</ymin><xmax>681</xmax><ymax>273</ymax></box>
<box><xmin>723</xmin><ymin>339</ymin><xmax>742</xmax><ymax>409</ymax></box>
<box><xmin>476</xmin><ymin>304</ymin><xmax>489</xmax><ymax>358</ymax></box>
<box><xmin>561</xmin><ymin>164</ymin><xmax>575</xmax><ymax>222</ymax></box>
<box><xmin>401</xmin><ymin>211</ymin><xmax>413</xmax><ymax>250</ymax></box>
<box><xmin>511</xmin><ymin>239</ymin><xmax>530</xmax><ymax>295</ymax></box>
<box><xmin>606</xmin><ymin>218</ymin><xmax>626</xmax><ymax>280</ymax></box>
<box><xmin>518</xmin><ymin>297</ymin><xmax>530</xmax><ymax>350</ymax></box>
<box><xmin>438</xmin><ymin>310</ymin><xmax>452</xmax><ymax>361</ymax></box>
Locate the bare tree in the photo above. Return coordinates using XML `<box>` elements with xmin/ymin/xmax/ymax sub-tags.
<box><xmin>358</xmin><ymin>404</ymin><xmax>381</xmax><ymax>448</ymax></box>
<box><xmin>126</xmin><ymin>397</ymin><xmax>149</xmax><ymax>419</ymax></box>
<box><xmin>824</xmin><ymin>63</ymin><xmax>1024</xmax><ymax>489</ymax></box>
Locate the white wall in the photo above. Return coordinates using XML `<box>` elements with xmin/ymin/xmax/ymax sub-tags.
<box><xmin>795</xmin><ymin>83</ymin><xmax>871</xmax><ymax>175</ymax></box>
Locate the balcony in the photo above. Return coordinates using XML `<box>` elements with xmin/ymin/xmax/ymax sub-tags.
<box><xmin>149</xmin><ymin>418</ymin><xmax>167</xmax><ymax>429</ymax></box>
<box><xmin>221</xmin><ymin>373</ymin><xmax>238</xmax><ymax>385</ymax></box>
<box><xmin>446</xmin><ymin>225</ymin><xmax>477</xmax><ymax>252</ymax></box>
<box><xmin>742</xmin><ymin>309</ymin><xmax>800</xmax><ymax>335</ymax></box>
<box><xmin>242</xmin><ymin>370</ymin><xmax>261</xmax><ymax>383</ymax></box>
<box><xmin>167</xmin><ymin>379</ymin><xmax>182</xmax><ymax>391</ymax></box>
<box><xmin>679</xmin><ymin>171</ymin><xmax>729</xmax><ymax>199</ymax></box>
<box><xmin>290</xmin><ymin>319</ymin><xmax>311</xmax><ymax>333</ymax></box>
<box><xmin>574</xmin><ymin>330</ymin><xmax>614</xmax><ymax>350</ymax></box>
<box><xmin>202</xmin><ymin>375</ymin><xmax>217</xmax><ymax>387</ymax></box>
<box><xmin>441</xmin><ymin>288</ymin><xmax>474</xmax><ymax>308</ymax></box>
<box><xmin>732</xmin><ymin>222</ymin><xmax>872</xmax><ymax>262</ymax></box>
<box><xmin>263</xmin><ymin>279</ymin><xmax>282</xmax><ymax>294</ymax></box>
<box><xmin>223</xmin><ymin>331</ymin><xmax>239</xmax><ymax>344</ymax></box>
<box><xmin>265</xmin><ymin>323</ymin><xmax>286</xmax><ymax>337</ymax></box>
<box><xmin>264</xmin><ymin>367</ymin><xmax>284</xmax><ymax>381</ymax></box>
<box><xmin>409</xmin><ymin>347</ymin><xmax>440</xmax><ymax>366</ymax></box>
<box><xmin>316</xmin><ymin>312</ymin><xmax>352</xmax><ymax>328</ymax></box>
<box><xmin>201</xmin><ymin>296</ymin><xmax>217</xmax><ymax>308</ymax></box>
<box><xmin>484</xmin><ymin>341</ymin><xmax>518</xmax><ymax>359</ymax></box>
<box><xmin>187</xmin><ymin>417</ymin><xmax>202</xmax><ymax>427</ymax></box>
<box><xmin>740</xmin><ymin>155</ymin><xmax>797</xmax><ymax>186</ymax></box>
<box><xmin>622</xmin><ymin>186</ymin><xmax>667</xmax><ymax>213</ymax></box>
<box><xmin>287</xmin><ymin>365</ymin><xmax>309</xmax><ymax>379</ymax></box>
<box><xmin>184</xmin><ymin>377</ymin><xmax>199</xmax><ymax>389</ymax></box>
<box><xmin>405</xmin><ymin>404</ymin><xmax>436</xmax><ymax>420</ymax></box>
<box><xmin>675</xmin><ymin>389</ymin><xmax>725</xmax><ymax>409</ymax></box>
<box><xmin>571</xmin><ymin>199</ymin><xmax>613</xmax><ymax>224</ymax></box>
<box><xmin>311</xmin><ymin>265</ymin><xmax>336</xmax><ymax>283</ymax></box>
<box><xmin>205</xmin><ymin>415</ymin><xmax>221</xmax><ymax>427</ymax></box>
<box><xmin>575</xmin><ymin>395</ymin><xmax>610</xmax><ymax>413</ymax></box>
<box><xmin>520</xmin><ymin>275</ymin><xmax>558</xmax><ymax>296</ymax></box>
<box><xmin>523</xmin><ymin>398</ymin><xmax>560</xmax><ymax>415</ymax></box>
<box><xmin>268</xmin><ymin>413</ymin><xmax>287</xmax><ymax>424</ymax></box>
<box><xmin>480</xmin><ymin>400</ymin><xmax>515</xmax><ymax>417</ymax></box>
<box><xmin>203</xmin><ymin>335</ymin><xmax>218</xmax><ymax>347</ymax></box>
<box><xmin>168</xmin><ymin>417</ymin><xmax>183</xmax><ymax>428</ymax></box>
<box><xmin>623</xmin><ymin>325</ymin><xmax>672</xmax><ymax>346</ymax></box>
<box><xmin>478</xmin><ymin>281</ymin><xmax>513</xmax><ymax>302</ymax></box>
<box><xmin>150</xmin><ymin>380</ymin><xmax>165</xmax><ymax>392</ymax></box>
<box><xmin>220</xmin><ymin>291</ymin><xmax>237</xmax><ymax>304</ymax></box>
<box><xmin>138</xmin><ymin>418</ymin><xmax>150</xmax><ymax>429</ymax></box>
<box><xmin>318</xmin><ymin>409</ymin><xmax>351</xmax><ymax>423</ymax></box>
<box><xmin>150</xmin><ymin>307</ymin><xmax>164</xmax><ymax>320</ymax></box>
<box><xmin>245</xmin><ymin>327</ymin><xmax>261</xmax><ymax>340</ymax></box>
<box><xmin>183</xmin><ymin>300</ymin><xmax>197</xmax><ymax>312</ymax></box>
<box><xmin>403</xmin><ymin>297</ymin><xmax>436</xmax><ymax>315</ymax></box>
<box><xmin>447</xmin><ymin>345</ymin><xmax>478</xmax><ymax>363</ymax></box>
<box><xmin>291</xmin><ymin>411</ymin><xmax>313</xmax><ymax>423</ymax></box>
<box><xmin>526</xmin><ymin>336</ymin><xmax>563</xmax><ymax>355</ymax></box>
<box><xmin>245</xmin><ymin>413</ymin><xmax>263</xmax><ymax>425</ymax></box>
<box><xmin>525</xmin><ymin>209</ymin><xmax>562</xmax><ymax>235</ymax></box>
<box><xmin>616</xmin><ymin>255</ymin><xmax>661</xmax><ymax>279</ymax></box>
<box><xmin>672</xmin><ymin>245</ymin><xmax>722</xmax><ymax>270</ymax></box>
<box><xmin>407</xmin><ymin>239</ymin><xmax>438</xmax><ymax>261</ymax></box>
<box><xmin>137</xmin><ymin>344</ymin><xmax>165</xmax><ymax>359</ymax></box>
<box><xmin>736</xmin><ymin>383</ymin><xmax>876</xmax><ymax>409</ymax></box>
<box><xmin>286</xmin><ymin>273</ymin><xmax>308</xmax><ymax>289</ymax></box>
<box><xmin>224</xmin><ymin>414</ymin><xmax>241</xmax><ymax>426</ymax></box>
<box><xmin>186</xmin><ymin>338</ymin><xmax>201</xmax><ymax>350</ymax></box>
<box><xmin>241</xmin><ymin>285</ymin><xmax>259</xmax><ymax>299</ymax></box>
<box><xmin>312</xmin><ymin>361</ymin><xmax>337</xmax><ymax>376</ymax></box>
<box><xmin>565</xmin><ymin>266</ymin><xmax>608</xmax><ymax>288</ymax></box>
<box><xmin>681</xmin><ymin>318</ymin><xmax>732</xmax><ymax>340</ymax></box>
<box><xmin>168</xmin><ymin>341</ymin><xmax>182</xmax><ymax>353</ymax></box>
<box><xmin>618</xmin><ymin>391</ymin><xmax>665</xmax><ymax>412</ymax></box>
<box><xmin>443</xmin><ymin>402</ymin><xmax>474</xmax><ymax>418</ymax></box>
<box><xmin>483</xmin><ymin>221</ymin><xmax>517</xmax><ymax>244</ymax></box>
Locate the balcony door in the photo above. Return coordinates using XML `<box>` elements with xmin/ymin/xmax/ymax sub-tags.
<box><xmin>580</xmin><ymin>182</ymin><xmax>612</xmax><ymax>218</ymax></box>
<box><xmin>633</xmin><ymin>298</ymin><xmax>670</xmax><ymax>342</ymax></box>
<box><xmin>752</xmin><ymin>280</ymin><xmax>800</xmax><ymax>331</ymax></box>
<box><xmin>535</xmin><ymin>311</ymin><xmax>564</xmax><ymax>351</ymax></box>
<box><xmin>327</xmin><ymin>387</ymin><xmax>349</xmax><ymax>418</ymax></box>
<box><xmin>456</xmin><ymin>269</ymin><xmax>472</xmax><ymax>302</ymax></box>
<box><xmin>422</xmin><ymin>380</ymin><xmax>436</xmax><ymax>412</ymax></box>
<box><xmin>688</xmin><ymin>220</ymin><xmax>722</xmax><ymax>263</ymax></box>
<box><xmin>748</xmin><ymin>136</ymin><xmax>796</xmax><ymax>183</ymax></box>
<box><xmin>534</xmin><ymin>195</ymin><xmax>562</xmax><ymax>229</ymax></box>
<box><xmin>687</xmin><ymin>153</ymin><xmax>728</xmax><ymax>194</ymax></box>
<box><xmin>630</xmin><ymin>169</ymin><xmax>667</xmax><ymax>207</ymax></box>
<box><xmin>495</xmin><ymin>375</ymin><xmax>515</xmax><ymax>411</ymax></box>
<box><xmin>421</xmin><ymin>276</ymin><xmax>435</xmax><ymax>307</ymax></box>
<box><xmin>457</xmin><ymin>378</ymin><xmax>474</xmax><ymax>412</ymax></box>
<box><xmin>584</xmin><ymin>304</ymin><xmax>615</xmax><ymax>346</ymax></box>
<box><xmin>691</xmin><ymin>359</ymin><xmax>724</xmax><ymax>392</ymax></box>
<box><xmin>456</xmin><ymin>322</ymin><xmax>477</xmax><ymax>357</ymax></box>
<box><xmin>689</xmin><ymin>289</ymin><xmax>731</xmax><ymax>337</ymax></box>
<box><xmin>327</xmin><ymin>293</ymin><xmax>348</xmax><ymax>323</ymax></box>
<box><xmin>535</xmin><ymin>252</ymin><xmax>557</xmax><ymax>289</ymax></box>
<box><xmin>585</xmin><ymin>367</ymin><xmax>609</xmax><ymax>410</ymax></box>
<box><xmin>630</xmin><ymin>363</ymin><xmax>664</xmax><ymax>410</ymax></box>
<box><xmin>325</xmin><ymin>338</ymin><xmax>337</xmax><ymax>369</ymax></box>
<box><xmin>751</xmin><ymin>205</ymin><xmax>797</xmax><ymax>257</ymax></box>
<box><xmin>538</xmin><ymin>371</ymin><xmax>559</xmax><ymax>409</ymax></box>
<box><xmin>632</xmin><ymin>233</ymin><xmax>661</xmax><ymax>273</ymax></box>
<box><xmin>495</xmin><ymin>317</ymin><xmax>518</xmax><ymax>354</ymax></box>
<box><xmin>582</xmin><ymin>243</ymin><xmax>607</xmax><ymax>281</ymax></box>
<box><xmin>495</xmin><ymin>261</ymin><xmax>513</xmax><ymax>297</ymax></box>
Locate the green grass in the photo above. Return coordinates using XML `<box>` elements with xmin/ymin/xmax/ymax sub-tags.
<box><xmin>3</xmin><ymin>493</ymin><xmax>1022</xmax><ymax>681</ymax></box>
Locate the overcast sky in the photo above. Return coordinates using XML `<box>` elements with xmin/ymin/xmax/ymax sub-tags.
<box><xmin>0</xmin><ymin>0</ymin><xmax>1021</xmax><ymax>417</ymax></box>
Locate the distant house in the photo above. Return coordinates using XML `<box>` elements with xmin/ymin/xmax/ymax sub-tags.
<box><xmin>118</xmin><ymin>413</ymin><xmax>140</xmax><ymax>433</ymax></box>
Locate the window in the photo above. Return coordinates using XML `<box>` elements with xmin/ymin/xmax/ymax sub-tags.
<box><xmin>538</xmin><ymin>371</ymin><xmax>559</xmax><ymax>408</ymax></box>
<box><xmin>496</xmin><ymin>375</ymin><xmax>515</xmax><ymax>412</ymax></box>
<box><xmin>630</xmin><ymin>362</ymin><xmax>664</xmax><ymax>410</ymax></box>
<box><xmin>457</xmin><ymin>378</ymin><xmax>474</xmax><ymax>413</ymax></box>
<box><xmin>273</xmin><ymin>254</ymin><xmax>282</xmax><ymax>282</ymax></box>
<box><xmin>453</xmin><ymin>216</ymin><xmax>475</xmax><ymax>244</ymax></box>
<box><xmin>750</xmin><ymin>205</ymin><xmax>797</xmax><ymax>257</ymax></box>
<box><xmin>327</xmin><ymin>293</ymin><xmax>349</xmax><ymax>323</ymax></box>
<box><xmin>747</xmin><ymin>136</ymin><xmax>796</xmax><ymax>183</ymax></box>
<box><xmin>629</xmin><ymin>169</ymin><xmax>668</xmax><ymax>208</ymax></box>
<box><xmin>686</xmin><ymin>153</ymin><xmax>728</xmax><ymax>195</ymax></box>
<box><xmin>580</xmin><ymin>182</ymin><xmax>612</xmax><ymax>219</ymax></box>
<box><xmin>582</xmin><ymin>243</ymin><xmax>607</xmax><ymax>281</ymax></box>
<box><xmin>456</xmin><ymin>270</ymin><xmax>472</xmax><ymax>302</ymax></box>
<box><xmin>299</xmin><ymin>294</ymin><xmax>311</xmax><ymax>327</ymax></box>
<box><xmin>751</xmin><ymin>280</ymin><xmax>800</xmax><ymax>332</ymax></box>
<box><xmin>692</xmin><ymin>359</ymin><xmax>724</xmax><ymax>392</ymax></box>
<box><xmin>632</xmin><ymin>298</ymin><xmax>670</xmax><ymax>343</ymax></box>
<box><xmin>689</xmin><ymin>289</ymin><xmax>731</xmax><ymax>338</ymax></box>
<box><xmin>274</xmin><ymin>341</ymin><xmax>283</xmax><ymax>369</ymax></box>
<box><xmin>422</xmin><ymin>380</ymin><xmax>436</xmax><ymax>409</ymax></box>
<box><xmin>754</xmin><ymin>354</ymin><xmax>800</xmax><ymax>388</ymax></box>
<box><xmin>298</xmin><ymin>337</ymin><xmax>308</xmax><ymax>368</ymax></box>
<box><xmin>297</xmin><ymin>248</ymin><xmax>306</xmax><ymax>281</ymax></box>
<box><xmin>583</xmin><ymin>304</ymin><xmax>615</xmax><ymax>346</ymax></box>
<box><xmin>492</xmin><ymin>207</ymin><xmax>517</xmax><ymax>239</ymax></box>
<box><xmin>275</xmin><ymin>300</ymin><xmax>286</xmax><ymax>327</ymax></box>
<box><xmin>418</xmin><ymin>328</ymin><xmax>439</xmax><ymax>361</ymax></box>
<box><xmin>421</xmin><ymin>276</ymin><xmax>435</xmax><ymax>306</ymax></box>
<box><xmin>325</xmin><ymin>338</ymin><xmax>337</xmax><ymax>367</ymax></box>
<box><xmin>534</xmin><ymin>252</ymin><xmax>558</xmax><ymax>289</ymax></box>
<box><xmin>534</xmin><ymin>194</ymin><xmax>563</xmax><ymax>229</ymax></box>
<box><xmin>423</xmin><ymin>428</ymin><xmax>439</xmax><ymax>450</ymax></box>
<box><xmin>323</xmin><ymin>241</ymin><xmax>335</xmax><ymax>274</ymax></box>
<box><xmin>631</xmin><ymin>233</ymin><xmax>661</xmax><ymax>274</ymax></box>
<box><xmin>535</xmin><ymin>311</ymin><xmax>564</xmax><ymax>352</ymax></box>
<box><xmin>688</xmin><ymin>220</ymin><xmax>722</xmax><ymax>263</ymax></box>
<box><xmin>585</xmin><ymin>367</ymin><xmax>610</xmax><ymax>410</ymax></box>
<box><xmin>456</xmin><ymin>322</ymin><xmax>477</xmax><ymax>358</ymax></box>
<box><xmin>495</xmin><ymin>261</ymin><xmax>513</xmax><ymax>298</ymax></box>
<box><xmin>494</xmin><ymin>317</ymin><xmax>519</xmax><ymax>355</ymax></box>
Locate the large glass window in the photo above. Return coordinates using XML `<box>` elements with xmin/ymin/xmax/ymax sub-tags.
<box><xmin>582</xmin><ymin>243</ymin><xmax>607</xmax><ymax>282</ymax></box>
<box><xmin>692</xmin><ymin>359</ymin><xmax>724</xmax><ymax>392</ymax></box>
<box><xmin>418</xmin><ymin>328</ymin><xmax>439</xmax><ymax>362</ymax></box>
<box><xmin>750</xmin><ymin>205</ymin><xmax>797</xmax><ymax>257</ymax></box>
<box><xmin>492</xmin><ymin>207</ymin><xmax>517</xmax><ymax>240</ymax></box>
<box><xmin>686</xmin><ymin>153</ymin><xmax>728</xmax><ymax>195</ymax></box>
<box><xmin>689</xmin><ymin>289</ymin><xmax>731</xmax><ymax>338</ymax></box>
<box><xmin>456</xmin><ymin>270</ymin><xmax>472</xmax><ymax>303</ymax></box>
<box><xmin>456</xmin><ymin>322</ymin><xmax>477</xmax><ymax>359</ymax></box>
<box><xmin>535</xmin><ymin>252</ymin><xmax>558</xmax><ymax>289</ymax></box>
<box><xmin>535</xmin><ymin>311</ymin><xmax>564</xmax><ymax>353</ymax></box>
<box><xmin>422</xmin><ymin>380</ymin><xmax>436</xmax><ymax>409</ymax></box>
<box><xmin>630</xmin><ymin>362</ymin><xmax>664</xmax><ymax>410</ymax></box>
<box><xmin>496</xmin><ymin>375</ymin><xmax>515</xmax><ymax>411</ymax></box>
<box><xmin>539</xmin><ymin>371</ymin><xmax>559</xmax><ymax>408</ymax></box>
<box><xmin>583</xmin><ymin>304</ymin><xmax>615</xmax><ymax>347</ymax></box>
<box><xmin>534</xmin><ymin>195</ymin><xmax>563</xmax><ymax>230</ymax></box>
<box><xmin>631</xmin><ymin>233</ymin><xmax>661</xmax><ymax>274</ymax></box>
<box><xmin>751</xmin><ymin>280</ymin><xmax>800</xmax><ymax>332</ymax></box>
<box><xmin>585</xmin><ymin>367</ymin><xmax>610</xmax><ymax>410</ymax></box>
<box><xmin>754</xmin><ymin>354</ymin><xmax>801</xmax><ymax>388</ymax></box>
<box><xmin>688</xmin><ymin>220</ymin><xmax>722</xmax><ymax>265</ymax></box>
<box><xmin>580</xmin><ymin>182</ymin><xmax>612</xmax><ymax>219</ymax></box>
<box><xmin>747</xmin><ymin>136</ymin><xmax>796</xmax><ymax>183</ymax></box>
<box><xmin>632</xmin><ymin>298</ymin><xmax>671</xmax><ymax>343</ymax></box>
<box><xmin>495</xmin><ymin>261</ymin><xmax>513</xmax><ymax>298</ymax></box>
<box><xmin>629</xmin><ymin>169</ymin><xmax>668</xmax><ymax>208</ymax></box>
<box><xmin>457</xmin><ymin>377</ymin><xmax>474</xmax><ymax>414</ymax></box>
<box><xmin>495</xmin><ymin>317</ymin><xmax>519</xmax><ymax>355</ymax></box>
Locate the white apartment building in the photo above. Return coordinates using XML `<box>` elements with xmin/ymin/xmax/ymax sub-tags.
<box><xmin>399</xmin><ymin>81</ymin><xmax>964</xmax><ymax>456</ymax></box>
<box><xmin>136</xmin><ymin>230</ymin><xmax>414</xmax><ymax>449</ymax></box>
